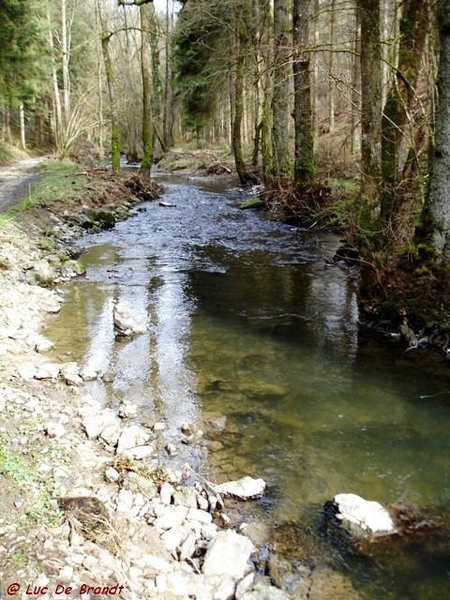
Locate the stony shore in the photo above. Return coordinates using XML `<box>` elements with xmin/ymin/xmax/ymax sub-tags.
<box><xmin>0</xmin><ymin>172</ymin><xmax>290</xmax><ymax>600</ymax></box>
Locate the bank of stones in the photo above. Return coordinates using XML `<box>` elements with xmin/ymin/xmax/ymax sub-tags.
<box><xmin>0</xmin><ymin>198</ymin><xmax>290</xmax><ymax>599</ymax></box>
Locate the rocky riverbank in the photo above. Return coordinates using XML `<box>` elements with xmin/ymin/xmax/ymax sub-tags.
<box><xmin>0</xmin><ymin>166</ymin><xmax>290</xmax><ymax>600</ymax></box>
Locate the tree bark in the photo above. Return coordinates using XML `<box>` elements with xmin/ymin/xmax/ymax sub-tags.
<box><xmin>328</xmin><ymin>0</ymin><xmax>336</xmax><ymax>133</ymax></box>
<box><xmin>97</xmin><ymin>1</ymin><xmax>120</xmax><ymax>171</ymax></box>
<box><xmin>428</xmin><ymin>0</ymin><xmax>450</xmax><ymax>259</ymax></box>
<box><xmin>293</xmin><ymin>0</ymin><xmax>315</xmax><ymax>185</ymax></box>
<box><xmin>140</xmin><ymin>3</ymin><xmax>154</xmax><ymax>170</ymax></box>
<box><xmin>272</xmin><ymin>0</ymin><xmax>292</xmax><ymax>183</ymax></box>
<box><xmin>380</xmin><ymin>0</ymin><xmax>429</xmax><ymax>238</ymax></box>
<box><xmin>350</xmin><ymin>1</ymin><xmax>361</xmax><ymax>155</ymax></box>
<box><xmin>359</xmin><ymin>0</ymin><xmax>382</xmax><ymax>229</ymax></box>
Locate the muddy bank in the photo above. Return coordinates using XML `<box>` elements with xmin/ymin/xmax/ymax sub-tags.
<box><xmin>0</xmin><ymin>166</ymin><xmax>291</xmax><ymax>600</ymax></box>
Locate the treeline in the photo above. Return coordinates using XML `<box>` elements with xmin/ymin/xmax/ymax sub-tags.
<box><xmin>1</xmin><ymin>0</ymin><xmax>450</xmax><ymax>327</ymax></box>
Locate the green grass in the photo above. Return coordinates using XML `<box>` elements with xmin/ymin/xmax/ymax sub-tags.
<box><xmin>0</xmin><ymin>438</ymin><xmax>64</xmax><ymax>527</ymax></box>
<box><xmin>14</xmin><ymin>159</ymin><xmax>86</xmax><ymax>211</ymax></box>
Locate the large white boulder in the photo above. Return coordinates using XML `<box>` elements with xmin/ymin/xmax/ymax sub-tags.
<box><xmin>203</xmin><ymin>530</ymin><xmax>255</xmax><ymax>580</ymax></box>
<box><xmin>333</xmin><ymin>493</ymin><xmax>396</xmax><ymax>534</ymax></box>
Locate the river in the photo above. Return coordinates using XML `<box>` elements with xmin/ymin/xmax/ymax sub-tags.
<box><xmin>45</xmin><ymin>174</ymin><xmax>450</xmax><ymax>599</ymax></box>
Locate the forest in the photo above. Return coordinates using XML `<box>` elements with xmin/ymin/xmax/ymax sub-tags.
<box><xmin>1</xmin><ymin>0</ymin><xmax>450</xmax><ymax>339</ymax></box>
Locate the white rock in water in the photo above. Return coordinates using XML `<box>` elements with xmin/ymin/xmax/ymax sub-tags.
<box><xmin>217</xmin><ymin>476</ymin><xmax>266</xmax><ymax>499</ymax></box>
<box><xmin>334</xmin><ymin>493</ymin><xmax>396</xmax><ymax>534</ymax></box>
<box><xmin>113</xmin><ymin>303</ymin><xmax>146</xmax><ymax>336</ymax></box>
<box><xmin>203</xmin><ymin>530</ymin><xmax>255</xmax><ymax>580</ymax></box>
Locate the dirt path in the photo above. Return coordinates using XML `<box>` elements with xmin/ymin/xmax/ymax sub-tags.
<box><xmin>0</xmin><ymin>155</ymin><xmax>48</xmax><ymax>212</ymax></box>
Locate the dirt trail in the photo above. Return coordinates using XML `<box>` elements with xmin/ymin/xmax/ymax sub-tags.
<box><xmin>0</xmin><ymin>155</ymin><xmax>48</xmax><ymax>212</ymax></box>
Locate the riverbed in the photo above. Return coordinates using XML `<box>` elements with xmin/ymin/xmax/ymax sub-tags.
<box><xmin>45</xmin><ymin>174</ymin><xmax>450</xmax><ymax>599</ymax></box>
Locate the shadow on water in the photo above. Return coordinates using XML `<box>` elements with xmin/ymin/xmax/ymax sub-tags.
<box><xmin>44</xmin><ymin>174</ymin><xmax>450</xmax><ymax>598</ymax></box>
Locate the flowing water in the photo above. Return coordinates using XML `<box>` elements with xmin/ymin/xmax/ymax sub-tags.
<box><xmin>45</xmin><ymin>175</ymin><xmax>450</xmax><ymax>599</ymax></box>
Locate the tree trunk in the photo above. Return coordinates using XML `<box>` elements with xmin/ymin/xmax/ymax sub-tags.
<box><xmin>272</xmin><ymin>0</ymin><xmax>292</xmax><ymax>183</ymax></box>
<box><xmin>61</xmin><ymin>0</ymin><xmax>71</xmax><ymax>128</ymax></box>
<box><xmin>19</xmin><ymin>102</ymin><xmax>26</xmax><ymax>150</ymax></box>
<box><xmin>359</xmin><ymin>0</ymin><xmax>382</xmax><ymax>230</ymax></box>
<box><xmin>232</xmin><ymin>35</ymin><xmax>257</xmax><ymax>185</ymax></box>
<box><xmin>293</xmin><ymin>0</ymin><xmax>315</xmax><ymax>185</ymax></box>
<box><xmin>380</xmin><ymin>0</ymin><xmax>429</xmax><ymax>240</ymax></box>
<box><xmin>328</xmin><ymin>0</ymin><xmax>336</xmax><ymax>133</ymax></box>
<box><xmin>428</xmin><ymin>0</ymin><xmax>450</xmax><ymax>259</ymax></box>
<box><xmin>97</xmin><ymin>0</ymin><xmax>120</xmax><ymax>171</ymax></box>
<box><xmin>140</xmin><ymin>3</ymin><xmax>154</xmax><ymax>171</ymax></box>
<box><xmin>163</xmin><ymin>0</ymin><xmax>174</xmax><ymax>148</ymax></box>
<box><xmin>350</xmin><ymin>1</ymin><xmax>361</xmax><ymax>155</ymax></box>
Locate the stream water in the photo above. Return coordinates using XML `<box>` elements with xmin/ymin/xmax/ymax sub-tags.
<box><xmin>45</xmin><ymin>175</ymin><xmax>450</xmax><ymax>599</ymax></box>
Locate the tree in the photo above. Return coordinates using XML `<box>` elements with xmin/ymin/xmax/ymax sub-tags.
<box><xmin>427</xmin><ymin>0</ymin><xmax>450</xmax><ymax>259</ymax></box>
<box><xmin>140</xmin><ymin>2</ymin><xmax>154</xmax><ymax>170</ymax></box>
<box><xmin>271</xmin><ymin>0</ymin><xmax>292</xmax><ymax>182</ymax></box>
<box><xmin>292</xmin><ymin>0</ymin><xmax>315</xmax><ymax>185</ymax></box>
<box><xmin>358</xmin><ymin>0</ymin><xmax>382</xmax><ymax>232</ymax></box>
<box><xmin>380</xmin><ymin>0</ymin><xmax>430</xmax><ymax>246</ymax></box>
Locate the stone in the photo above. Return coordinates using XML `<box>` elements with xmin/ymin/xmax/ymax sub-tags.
<box><xmin>33</xmin><ymin>335</ymin><xmax>54</xmax><ymax>353</ymax></box>
<box><xmin>118</xmin><ymin>401</ymin><xmax>138</xmax><ymax>418</ymax></box>
<box><xmin>131</xmin><ymin>554</ymin><xmax>172</xmax><ymax>573</ymax></box>
<box><xmin>154</xmin><ymin>506</ymin><xmax>188</xmax><ymax>532</ymax></box>
<box><xmin>117</xmin><ymin>425</ymin><xmax>150</xmax><ymax>453</ymax></box>
<box><xmin>187</xmin><ymin>508</ymin><xmax>213</xmax><ymax>525</ymax></box>
<box><xmin>179</xmin><ymin>531</ymin><xmax>197</xmax><ymax>560</ymax></box>
<box><xmin>113</xmin><ymin>302</ymin><xmax>146</xmax><ymax>336</ymax></box>
<box><xmin>203</xmin><ymin>530</ymin><xmax>255</xmax><ymax>580</ymax></box>
<box><xmin>204</xmin><ymin>575</ymin><xmax>236</xmax><ymax>600</ymax></box>
<box><xmin>153</xmin><ymin>421</ymin><xmax>166</xmax><ymax>432</ymax></box>
<box><xmin>60</xmin><ymin>362</ymin><xmax>82</xmax><ymax>386</ymax></box>
<box><xmin>82</xmin><ymin>409</ymin><xmax>117</xmax><ymax>440</ymax></box>
<box><xmin>240</xmin><ymin>581</ymin><xmax>290</xmax><ymax>600</ymax></box>
<box><xmin>45</xmin><ymin>422</ymin><xmax>66</xmax><ymax>439</ymax></box>
<box><xmin>173</xmin><ymin>487</ymin><xmax>198</xmax><ymax>509</ymax></box>
<box><xmin>100</xmin><ymin>423</ymin><xmax>122</xmax><ymax>447</ymax></box>
<box><xmin>165</xmin><ymin>442</ymin><xmax>177</xmax><ymax>456</ymax></box>
<box><xmin>79</xmin><ymin>365</ymin><xmax>99</xmax><ymax>381</ymax></box>
<box><xmin>104</xmin><ymin>467</ymin><xmax>120</xmax><ymax>483</ymax></box>
<box><xmin>160</xmin><ymin>482</ymin><xmax>175</xmax><ymax>505</ymax></box>
<box><xmin>34</xmin><ymin>363</ymin><xmax>60</xmax><ymax>380</ymax></box>
<box><xmin>160</xmin><ymin>525</ymin><xmax>190</xmax><ymax>555</ymax></box>
<box><xmin>121</xmin><ymin>445</ymin><xmax>155</xmax><ymax>460</ymax></box>
<box><xmin>217</xmin><ymin>477</ymin><xmax>266</xmax><ymax>500</ymax></box>
<box><xmin>333</xmin><ymin>493</ymin><xmax>396</xmax><ymax>535</ymax></box>
<box><xmin>235</xmin><ymin>572</ymin><xmax>256</xmax><ymax>599</ymax></box>
<box><xmin>122</xmin><ymin>472</ymin><xmax>158</xmax><ymax>499</ymax></box>
<box><xmin>17</xmin><ymin>363</ymin><xmax>37</xmax><ymax>380</ymax></box>
<box><xmin>116</xmin><ymin>489</ymin><xmax>134</xmax><ymax>513</ymax></box>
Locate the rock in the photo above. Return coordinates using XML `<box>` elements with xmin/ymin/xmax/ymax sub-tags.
<box><xmin>121</xmin><ymin>445</ymin><xmax>155</xmax><ymax>460</ymax></box>
<box><xmin>113</xmin><ymin>302</ymin><xmax>146</xmax><ymax>336</ymax></box>
<box><xmin>116</xmin><ymin>425</ymin><xmax>150</xmax><ymax>453</ymax></box>
<box><xmin>236</xmin><ymin>572</ymin><xmax>256</xmax><ymax>599</ymax></box>
<box><xmin>160</xmin><ymin>482</ymin><xmax>175</xmax><ymax>505</ymax></box>
<box><xmin>40</xmin><ymin>298</ymin><xmax>62</xmax><ymax>314</ymax></box>
<box><xmin>34</xmin><ymin>363</ymin><xmax>60</xmax><ymax>380</ymax></box>
<box><xmin>17</xmin><ymin>363</ymin><xmax>37</xmax><ymax>380</ymax></box>
<box><xmin>153</xmin><ymin>421</ymin><xmax>166</xmax><ymax>432</ymax></box>
<box><xmin>79</xmin><ymin>365</ymin><xmax>99</xmax><ymax>381</ymax></box>
<box><xmin>165</xmin><ymin>443</ymin><xmax>177</xmax><ymax>456</ymax></box>
<box><xmin>122</xmin><ymin>472</ymin><xmax>158</xmax><ymax>499</ymax></box>
<box><xmin>203</xmin><ymin>530</ymin><xmax>255</xmax><ymax>580</ymax></box>
<box><xmin>100</xmin><ymin>423</ymin><xmax>122</xmax><ymax>447</ymax></box>
<box><xmin>154</xmin><ymin>506</ymin><xmax>188</xmax><ymax>533</ymax></box>
<box><xmin>45</xmin><ymin>422</ymin><xmax>66</xmax><ymax>439</ymax></box>
<box><xmin>33</xmin><ymin>335</ymin><xmax>54</xmax><ymax>353</ymax></box>
<box><xmin>187</xmin><ymin>508</ymin><xmax>213</xmax><ymax>525</ymax></box>
<box><xmin>173</xmin><ymin>487</ymin><xmax>198</xmax><ymax>509</ymax></box>
<box><xmin>240</xmin><ymin>581</ymin><xmax>290</xmax><ymax>600</ymax></box>
<box><xmin>332</xmin><ymin>493</ymin><xmax>396</xmax><ymax>535</ymax></box>
<box><xmin>179</xmin><ymin>531</ymin><xmax>197</xmax><ymax>560</ymax></box>
<box><xmin>60</xmin><ymin>362</ymin><xmax>82</xmax><ymax>386</ymax></box>
<box><xmin>82</xmin><ymin>409</ymin><xmax>117</xmax><ymax>440</ymax></box>
<box><xmin>116</xmin><ymin>490</ymin><xmax>134</xmax><ymax>513</ymax></box>
<box><xmin>217</xmin><ymin>477</ymin><xmax>266</xmax><ymax>500</ymax></box>
<box><xmin>204</xmin><ymin>575</ymin><xmax>237</xmax><ymax>600</ymax></box>
<box><xmin>28</xmin><ymin>259</ymin><xmax>58</xmax><ymax>285</ymax></box>
<box><xmin>160</xmin><ymin>525</ymin><xmax>190</xmax><ymax>554</ymax></box>
<box><xmin>104</xmin><ymin>467</ymin><xmax>120</xmax><ymax>483</ymax></box>
<box><xmin>118</xmin><ymin>401</ymin><xmax>138</xmax><ymax>418</ymax></box>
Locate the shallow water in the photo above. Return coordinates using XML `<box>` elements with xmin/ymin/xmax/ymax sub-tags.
<box><xmin>45</xmin><ymin>174</ymin><xmax>450</xmax><ymax>598</ymax></box>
